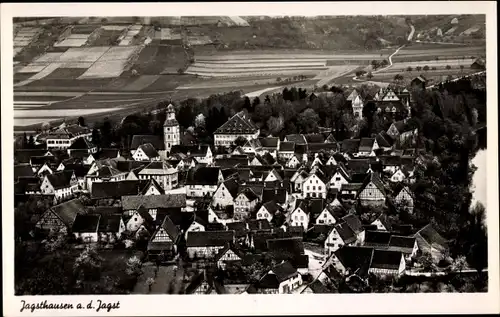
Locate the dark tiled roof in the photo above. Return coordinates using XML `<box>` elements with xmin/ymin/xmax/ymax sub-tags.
<box><xmin>285</xmin><ymin>134</ymin><xmax>307</xmax><ymax>144</ymax></box>
<box><xmin>121</xmin><ymin>194</ymin><xmax>187</xmax><ymax>210</ymax></box>
<box><xmin>15</xmin><ymin>164</ymin><xmax>35</xmax><ymax>179</ymax></box>
<box><xmin>267</xmin><ymin>237</ymin><xmax>305</xmax><ymax>259</ymax></box>
<box><xmin>376</xmin><ymin>131</ymin><xmax>394</xmax><ymax>147</ymax></box>
<box><xmin>72</xmin><ymin>214</ymin><xmax>100</xmax><ymax>233</ymax></box>
<box><xmin>91</xmin><ymin>180</ymin><xmax>148</xmax><ymax>199</ymax></box>
<box><xmin>259</xmin><ymin>137</ymin><xmax>279</xmax><ymax>149</ymax></box>
<box><xmin>388</xmin><ymin>235</ymin><xmax>416</xmax><ymax>251</ymax></box>
<box><xmin>96</xmin><ymin>148</ymin><xmax>120</xmax><ymax>160</ymax></box>
<box><xmin>334</xmin><ymin>246</ymin><xmax>374</xmax><ymax>277</ymax></box>
<box><xmin>130</xmin><ymin>135</ymin><xmax>164</xmax><ymax>150</ymax></box>
<box><xmin>215</xmin><ymin>112</ymin><xmax>258</xmax><ymax>135</ymax></box>
<box><xmin>270</xmin><ymin>261</ymin><xmax>298</xmax><ymax>282</ymax></box>
<box><xmin>307</xmin><ymin>143</ymin><xmax>338</xmax><ymax>153</ymax></box>
<box><xmin>294</xmin><ymin>144</ymin><xmax>308</xmax><ymax>155</ymax></box>
<box><xmin>30</xmin><ymin>155</ymin><xmax>58</xmax><ymax>167</ymax></box>
<box><xmin>304</xmin><ymin>133</ymin><xmax>325</xmax><ymax>143</ymax></box>
<box><xmin>15</xmin><ymin>149</ymin><xmax>51</xmax><ymax>163</ymax></box>
<box><xmin>62</xmin><ymin>163</ymin><xmax>90</xmax><ymax>178</ymax></box>
<box><xmin>97</xmin><ymin>214</ymin><xmax>122</xmax><ymax>232</ymax></box>
<box><xmin>215</xmin><ymin>157</ymin><xmax>248</xmax><ymax>168</ymax></box>
<box><xmin>333</xmin><ymin>221</ymin><xmax>356</xmax><ymax>244</ymax></box>
<box><xmin>115</xmin><ymin>160</ymin><xmax>147</xmax><ymax>173</ymax></box>
<box><xmin>415</xmin><ymin>224</ymin><xmax>448</xmax><ymax>247</ymax></box>
<box><xmin>341</xmin><ymin>139</ymin><xmax>360</xmax><ymax>153</ymax></box>
<box><xmin>46</xmin><ymin>170</ymin><xmax>74</xmax><ymax>189</ymax></box>
<box><xmin>304</xmin><ymin>279</ymin><xmax>331</xmax><ymax>293</ymax></box>
<box><xmin>358</xmin><ymin>138</ymin><xmax>375</xmax><ymax>152</ymax></box>
<box><xmin>226</xmin><ymin>222</ymin><xmax>248</xmax><ymax>237</ymax></box>
<box><xmin>186</xmin><ymin>230</ymin><xmax>234</xmax><ymax>247</ymax></box>
<box><xmin>68</xmin><ymin>137</ymin><xmax>94</xmax><ymax>150</ymax></box>
<box><xmin>370</xmin><ymin>249</ymin><xmax>403</xmax><ymax>270</ymax></box>
<box><xmin>279</xmin><ymin>141</ymin><xmax>295</xmax><ymax>152</ymax></box>
<box><xmin>141</xmin><ymin>178</ymin><xmax>165</xmax><ymax>195</ymax></box>
<box><xmin>261</xmin><ymin>201</ymin><xmax>282</xmax><ymax>216</ymax></box>
<box><xmin>262</xmin><ymin>188</ymin><xmax>287</xmax><ymax>204</ymax></box>
<box><xmin>137</xmin><ymin>143</ymin><xmax>159</xmax><ymax>158</ymax></box>
<box><xmin>186</xmin><ymin>166</ymin><xmax>220</xmax><ymax>185</ymax></box>
<box><xmin>341</xmin><ymin>214</ymin><xmax>364</xmax><ymax>235</ymax></box>
<box><xmin>50</xmin><ymin>198</ymin><xmax>85</xmax><ymax>227</ymax></box>
<box><xmin>365</xmin><ymin>230</ymin><xmax>392</xmax><ymax>246</ymax></box>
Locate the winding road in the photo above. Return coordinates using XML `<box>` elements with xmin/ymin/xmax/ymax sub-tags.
<box><xmin>351</xmin><ymin>21</ymin><xmax>414</xmax><ymax>83</ymax></box>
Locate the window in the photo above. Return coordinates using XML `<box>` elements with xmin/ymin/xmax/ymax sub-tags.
<box><xmin>307</xmin><ymin>186</ymin><xmax>310</xmax><ymax>190</ymax></box>
<box><xmin>313</xmin><ymin>186</ymin><xmax>316</xmax><ymax>190</ymax></box>
<box><xmin>336</xmin><ymin>177</ymin><xmax>341</xmax><ymax>181</ymax></box>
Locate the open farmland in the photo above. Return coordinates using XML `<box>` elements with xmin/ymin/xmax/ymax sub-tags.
<box><xmin>392</xmin><ymin>44</ymin><xmax>485</xmax><ymax>62</ymax></box>
<box><xmin>129</xmin><ymin>45</ymin><xmax>187</xmax><ymax>75</ymax></box>
<box><xmin>185</xmin><ymin>51</ymin><xmax>383</xmax><ymax>78</ymax></box>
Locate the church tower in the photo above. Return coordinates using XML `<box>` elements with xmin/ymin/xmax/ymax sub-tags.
<box><xmin>163</xmin><ymin>103</ymin><xmax>180</xmax><ymax>154</ymax></box>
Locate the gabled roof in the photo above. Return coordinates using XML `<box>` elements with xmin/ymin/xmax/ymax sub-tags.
<box><xmin>157</xmin><ymin>215</ymin><xmax>182</xmax><ymax>243</ymax></box>
<box><xmin>72</xmin><ymin>214</ymin><xmax>100</xmax><ymax>233</ymax></box>
<box><xmin>270</xmin><ymin>261</ymin><xmax>299</xmax><ymax>282</ymax></box>
<box><xmin>376</xmin><ymin>131</ymin><xmax>394</xmax><ymax>148</ymax></box>
<box><xmin>388</xmin><ymin>235</ymin><xmax>416</xmax><ymax>253</ymax></box>
<box><xmin>121</xmin><ymin>194</ymin><xmax>187</xmax><ymax>210</ymax></box>
<box><xmin>30</xmin><ymin>155</ymin><xmax>58</xmax><ymax>166</ymax></box>
<box><xmin>96</xmin><ymin>148</ymin><xmax>120</xmax><ymax>160</ymax></box>
<box><xmin>294</xmin><ymin>143</ymin><xmax>308</xmax><ymax>155</ymax></box>
<box><xmin>366</xmin><ymin>171</ymin><xmax>387</xmax><ymax>192</ymax></box>
<box><xmin>141</xmin><ymin>178</ymin><xmax>165</xmax><ymax>195</ymax></box>
<box><xmin>285</xmin><ymin>134</ymin><xmax>307</xmax><ymax>144</ymax></box>
<box><xmin>68</xmin><ymin>137</ymin><xmax>94</xmax><ymax>150</ymax></box>
<box><xmin>46</xmin><ymin>170</ymin><xmax>74</xmax><ymax>189</ymax></box>
<box><xmin>131</xmin><ymin>135</ymin><xmax>165</xmax><ymax>150</ymax></box>
<box><xmin>214</xmin><ymin>244</ymin><xmax>244</xmax><ymax>262</ymax></box>
<box><xmin>259</xmin><ymin>137</ymin><xmax>279</xmax><ymax>149</ymax></box>
<box><xmin>220</xmin><ymin>178</ymin><xmax>239</xmax><ymax>198</ymax></box>
<box><xmin>260</xmin><ymin>152</ymin><xmax>276</xmax><ymax>165</ymax></box>
<box><xmin>214</xmin><ymin>156</ymin><xmax>248</xmax><ymax>168</ymax></box>
<box><xmin>215</xmin><ymin>111</ymin><xmax>258</xmax><ymax>135</ymax></box>
<box><xmin>358</xmin><ymin>138</ymin><xmax>375</xmax><ymax>152</ymax></box>
<box><xmin>341</xmin><ymin>139</ymin><xmax>360</xmax><ymax>154</ymax></box>
<box><xmin>244</xmin><ymin>138</ymin><xmax>262</xmax><ymax>149</ymax></box>
<box><xmin>61</xmin><ymin>163</ymin><xmax>90</xmax><ymax>178</ymax></box>
<box><xmin>261</xmin><ymin>188</ymin><xmax>287</xmax><ymax>204</ymax></box>
<box><xmin>237</xmin><ymin>187</ymin><xmax>259</xmax><ymax>201</ymax></box>
<box><xmin>334</xmin><ymin>246</ymin><xmax>374</xmax><ymax>277</ymax></box>
<box><xmin>341</xmin><ymin>214</ymin><xmax>364</xmax><ymax>235</ymax></box>
<box><xmin>50</xmin><ymin>198</ymin><xmax>85</xmax><ymax>227</ymax></box>
<box><xmin>136</xmin><ymin>143</ymin><xmax>159</xmax><ymax>158</ymax></box>
<box><xmin>308</xmin><ymin>142</ymin><xmax>338</xmax><ymax>153</ymax></box>
<box><xmin>414</xmin><ymin>224</ymin><xmax>448</xmax><ymax>247</ymax></box>
<box><xmin>304</xmin><ymin>133</ymin><xmax>325</xmax><ymax>143</ymax></box>
<box><xmin>279</xmin><ymin>141</ymin><xmax>295</xmax><ymax>152</ymax></box>
<box><xmin>333</xmin><ymin>221</ymin><xmax>357</xmax><ymax>244</ymax></box>
<box><xmin>186</xmin><ymin>166</ymin><xmax>220</xmax><ymax>186</ymax></box>
<box><xmin>261</xmin><ymin>200</ymin><xmax>283</xmax><ymax>216</ymax></box>
<box><xmin>370</xmin><ymin>249</ymin><xmax>403</xmax><ymax>270</ymax></box>
<box><xmin>364</xmin><ymin>230</ymin><xmax>392</xmax><ymax>246</ymax></box>
<box><xmin>186</xmin><ymin>230</ymin><xmax>234</xmax><ymax>247</ymax></box>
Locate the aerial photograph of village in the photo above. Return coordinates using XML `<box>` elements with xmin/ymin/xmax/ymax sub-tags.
<box><xmin>13</xmin><ymin>14</ymin><xmax>487</xmax><ymax>295</ymax></box>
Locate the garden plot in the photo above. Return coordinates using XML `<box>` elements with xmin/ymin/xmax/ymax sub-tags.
<box><xmin>97</xmin><ymin>46</ymin><xmax>139</xmax><ymax>61</ymax></box>
<box><xmin>33</xmin><ymin>52</ymin><xmax>65</xmax><ymax>63</ymax></box>
<box><xmin>79</xmin><ymin>60</ymin><xmax>128</xmax><ymax>78</ymax></box>
<box><xmin>119</xmin><ymin>26</ymin><xmax>143</xmax><ymax>46</ymax></box>
<box><xmin>54</xmin><ymin>33</ymin><xmax>91</xmax><ymax>47</ymax></box>
<box><xmin>192</xmin><ymin>61</ymin><xmax>326</xmax><ymax>68</ymax></box>
<box><xmin>58</xmin><ymin>46</ymin><xmax>111</xmax><ymax>63</ymax></box>
<box><xmin>15</xmin><ymin>108</ymin><xmax>125</xmax><ymax>118</ymax></box>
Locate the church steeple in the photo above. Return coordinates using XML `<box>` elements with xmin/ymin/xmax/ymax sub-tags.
<box><xmin>163</xmin><ymin>103</ymin><xmax>179</xmax><ymax>154</ymax></box>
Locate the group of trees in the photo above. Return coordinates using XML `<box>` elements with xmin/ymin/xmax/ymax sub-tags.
<box><xmin>371</xmin><ymin>59</ymin><xmax>389</xmax><ymax>70</ymax></box>
<box><xmin>407</xmin><ymin>76</ymin><xmax>487</xmax><ymax>272</ymax></box>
